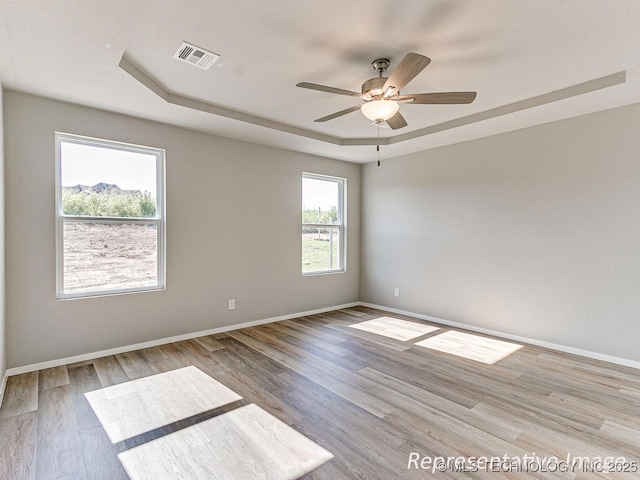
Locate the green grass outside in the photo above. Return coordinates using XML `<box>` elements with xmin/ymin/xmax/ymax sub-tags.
<box><xmin>302</xmin><ymin>232</ymin><xmax>339</xmax><ymax>272</ymax></box>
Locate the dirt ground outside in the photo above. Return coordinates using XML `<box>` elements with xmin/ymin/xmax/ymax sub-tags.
<box><xmin>62</xmin><ymin>222</ymin><xmax>158</xmax><ymax>295</ymax></box>
<box><xmin>63</xmin><ymin>223</ymin><xmax>338</xmax><ymax>294</ymax></box>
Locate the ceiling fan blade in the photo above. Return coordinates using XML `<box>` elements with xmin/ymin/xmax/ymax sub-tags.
<box><xmin>397</xmin><ymin>92</ymin><xmax>477</xmax><ymax>104</ymax></box>
<box><xmin>297</xmin><ymin>82</ymin><xmax>366</xmax><ymax>99</ymax></box>
<box><xmin>382</xmin><ymin>53</ymin><xmax>431</xmax><ymax>97</ymax></box>
<box><xmin>385</xmin><ymin>111</ymin><xmax>408</xmax><ymax>130</ymax></box>
<box><xmin>314</xmin><ymin>104</ymin><xmax>363</xmax><ymax>122</ymax></box>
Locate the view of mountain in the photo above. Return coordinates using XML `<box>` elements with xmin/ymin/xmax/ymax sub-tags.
<box><xmin>63</xmin><ymin>183</ymin><xmax>142</xmax><ymax>195</ymax></box>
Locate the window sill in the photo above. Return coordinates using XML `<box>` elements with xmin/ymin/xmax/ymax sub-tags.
<box><xmin>302</xmin><ymin>269</ymin><xmax>345</xmax><ymax>277</ymax></box>
<box><xmin>56</xmin><ymin>285</ymin><xmax>165</xmax><ymax>301</ymax></box>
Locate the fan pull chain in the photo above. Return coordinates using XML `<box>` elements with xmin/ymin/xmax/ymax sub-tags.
<box><xmin>377</xmin><ymin>123</ymin><xmax>381</xmax><ymax>167</ymax></box>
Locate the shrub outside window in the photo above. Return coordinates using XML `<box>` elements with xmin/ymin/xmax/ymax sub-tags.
<box><xmin>55</xmin><ymin>133</ymin><xmax>165</xmax><ymax>299</ymax></box>
<box><xmin>302</xmin><ymin>173</ymin><xmax>345</xmax><ymax>274</ymax></box>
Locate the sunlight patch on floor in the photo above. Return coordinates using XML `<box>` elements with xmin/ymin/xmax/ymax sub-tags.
<box><xmin>349</xmin><ymin>316</ymin><xmax>439</xmax><ymax>341</ymax></box>
<box><xmin>86</xmin><ymin>366</ymin><xmax>333</xmax><ymax>478</ymax></box>
<box><xmin>415</xmin><ymin>330</ymin><xmax>523</xmax><ymax>364</ymax></box>
<box><xmin>85</xmin><ymin>365</ymin><xmax>242</xmax><ymax>443</ymax></box>
<box><xmin>118</xmin><ymin>403</ymin><xmax>334</xmax><ymax>480</ymax></box>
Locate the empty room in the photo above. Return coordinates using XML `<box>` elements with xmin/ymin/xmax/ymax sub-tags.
<box><xmin>1</xmin><ymin>1</ymin><xmax>640</xmax><ymax>478</ymax></box>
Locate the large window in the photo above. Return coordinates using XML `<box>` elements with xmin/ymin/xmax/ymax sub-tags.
<box><xmin>302</xmin><ymin>173</ymin><xmax>345</xmax><ymax>274</ymax></box>
<box><xmin>55</xmin><ymin>133</ymin><xmax>165</xmax><ymax>299</ymax></box>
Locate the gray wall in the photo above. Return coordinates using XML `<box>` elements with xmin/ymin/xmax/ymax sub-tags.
<box><xmin>4</xmin><ymin>91</ymin><xmax>360</xmax><ymax>368</ymax></box>
<box><xmin>5</xmin><ymin>88</ymin><xmax>640</xmax><ymax>369</ymax></box>
<box><xmin>361</xmin><ymin>103</ymin><xmax>640</xmax><ymax>362</ymax></box>
<box><xmin>0</xmin><ymin>85</ymin><xmax>5</xmax><ymax>383</ymax></box>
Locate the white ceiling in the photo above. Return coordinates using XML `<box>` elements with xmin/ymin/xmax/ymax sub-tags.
<box><xmin>2</xmin><ymin>0</ymin><xmax>640</xmax><ymax>163</ymax></box>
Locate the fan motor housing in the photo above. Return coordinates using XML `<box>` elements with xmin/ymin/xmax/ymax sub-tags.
<box><xmin>362</xmin><ymin>77</ymin><xmax>388</xmax><ymax>96</ymax></box>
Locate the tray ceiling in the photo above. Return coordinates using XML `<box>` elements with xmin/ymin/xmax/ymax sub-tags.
<box><xmin>1</xmin><ymin>0</ymin><xmax>640</xmax><ymax>163</ymax></box>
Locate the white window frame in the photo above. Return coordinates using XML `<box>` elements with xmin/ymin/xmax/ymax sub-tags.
<box><xmin>55</xmin><ymin>132</ymin><xmax>166</xmax><ymax>299</ymax></box>
<box><xmin>302</xmin><ymin>172</ymin><xmax>346</xmax><ymax>275</ymax></box>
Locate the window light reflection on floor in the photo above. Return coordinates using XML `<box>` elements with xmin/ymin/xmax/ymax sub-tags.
<box><xmin>84</xmin><ymin>366</ymin><xmax>242</xmax><ymax>443</ymax></box>
<box><xmin>85</xmin><ymin>366</ymin><xmax>334</xmax><ymax>479</ymax></box>
<box><xmin>414</xmin><ymin>330</ymin><xmax>523</xmax><ymax>364</ymax></box>
<box><xmin>349</xmin><ymin>316</ymin><xmax>439</xmax><ymax>341</ymax></box>
<box><xmin>118</xmin><ymin>403</ymin><xmax>334</xmax><ymax>480</ymax></box>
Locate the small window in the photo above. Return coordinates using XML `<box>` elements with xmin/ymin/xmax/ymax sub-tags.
<box><xmin>55</xmin><ymin>133</ymin><xmax>165</xmax><ymax>299</ymax></box>
<box><xmin>302</xmin><ymin>173</ymin><xmax>345</xmax><ymax>274</ymax></box>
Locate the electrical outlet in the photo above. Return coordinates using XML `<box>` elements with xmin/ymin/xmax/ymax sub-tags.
<box><xmin>228</xmin><ymin>299</ymin><xmax>236</xmax><ymax>310</ymax></box>
<box><xmin>394</xmin><ymin>288</ymin><xmax>400</xmax><ymax>297</ymax></box>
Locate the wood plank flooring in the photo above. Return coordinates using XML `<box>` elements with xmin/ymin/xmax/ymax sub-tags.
<box><xmin>1</xmin><ymin>307</ymin><xmax>640</xmax><ymax>479</ymax></box>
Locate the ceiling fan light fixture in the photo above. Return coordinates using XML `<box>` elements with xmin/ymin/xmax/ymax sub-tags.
<box><xmin>361</xmin><ymin>99</ymin><xmax>399</xmax><ymax>121</ymax></box>
<box><xmin>297</xmin><ymin>53</ymin><xmax>475</xmax><ymax>130</ymax></box>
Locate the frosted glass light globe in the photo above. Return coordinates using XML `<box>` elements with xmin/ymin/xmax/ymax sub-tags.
<box><xmin>360</xmin><ymin>100</ymin><xmax>400</xmax><ymax>121</ymax></box>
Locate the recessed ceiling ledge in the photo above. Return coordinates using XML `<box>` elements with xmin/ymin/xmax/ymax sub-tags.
<box><xmin>119</xmin><ymin>54</ymin><xmax>342</xmax><ymax>146</ymax></box>
<box><xmin>391</xmin><ymin>71</ymin><xmax>627</xmax><ymax>144</ymax></box>
<box><xmin>342</xmin><ymin>137</ymin><xmax>391</xmax><ymax>146</ymax></box>
<box><xmin>120</xmin><ymin>54</ymin><xmax>626</xmax><ymax>149</ymax></box>
<box><xmin>119</xmin><ymin>55</ymin><xmax>168</xmax><ymax>102</ymax></box>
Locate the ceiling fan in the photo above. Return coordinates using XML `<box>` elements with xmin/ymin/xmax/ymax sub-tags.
<box><xmin>297</xmin><ymin>53</ymin><xmax>477</xmax><ymax>130</ymax></box>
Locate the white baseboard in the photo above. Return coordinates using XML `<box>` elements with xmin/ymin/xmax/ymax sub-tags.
<box><xmin>5</xmin><ymin>299</ymin><xmax>639</xmax><ymax>393</ymax></box>
<box><xmin>4</xmin><ymin>302</ymin><xmax>360</xmax><ymax>378</ymax></box>
<box><xmin>360</xmin><ymin>302</ymin><xmax>640</xmax><ymax>370</ymax></box>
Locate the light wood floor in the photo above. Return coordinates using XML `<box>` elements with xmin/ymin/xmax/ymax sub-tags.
<box><xmin>1</xmin><ymin>307</ymin><xmax>639</xmax><ymax>479</ymax></box>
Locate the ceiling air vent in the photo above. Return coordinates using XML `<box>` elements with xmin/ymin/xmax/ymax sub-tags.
<box><xmin>173</xmin><ymin>42</ymin><xmax>220</xmax><ymax>70</ymax></box>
